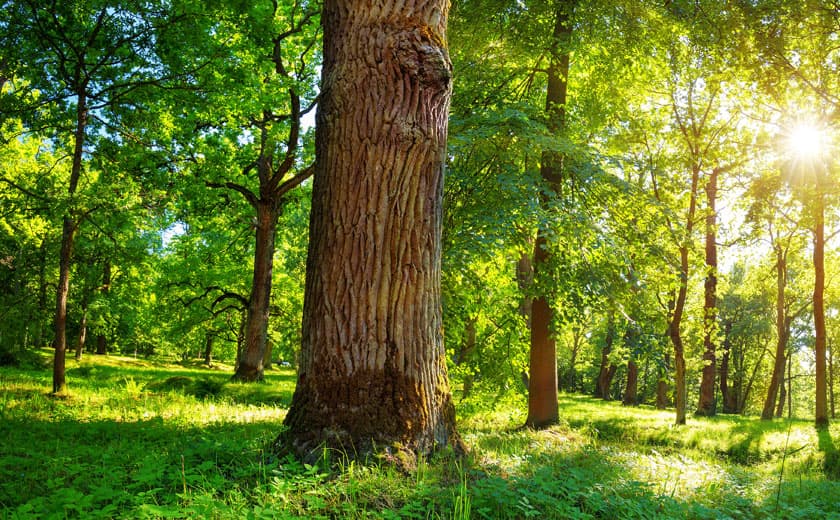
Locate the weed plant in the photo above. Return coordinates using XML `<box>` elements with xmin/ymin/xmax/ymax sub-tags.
<box><xmin>1</xmin><ymin>352</ymin><xmax>839</xmax><ymax>518</ymax></box>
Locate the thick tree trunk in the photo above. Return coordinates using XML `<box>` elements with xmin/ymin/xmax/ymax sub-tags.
<box><xmin>623</xmin><ymin>359</ymin><xmax>638</xmax><ymax>406</ymax></box>
<box><xmin>234</xmin><ymin>202</ymin><xmax>278</xmax><ymax>382</ymax></box>
<box><xmin>96</xmin><ymin>260</ymin><xmax>110</xmax><ymax>355</ymax></box>
<box><xmin>762</xmin><ymin>244</ymin><xmax>789</xmax><ymax>420</ymax></box>
<box><xmin>526</xmin><ymin>3</ymin><xmax>573</xmax><ymax>429</ymax></box>
<box><xmin>696</xmin><ymin>168</ymin><xmax>718</xmax><ymax>416</ymax></box>
<box><xmin>595</xmin><ymin>311</ymin><xmax>616</xmax><ymax>399</ymax></box>
<box><xmin>282</xmin><ymin>0</ymin><xmax>459</xmax><ymax>459</ymax></box>
<box><xmin>813</xmin><ymin>192</ymin><xmax>828</xmax><ymax>428</ymax></box>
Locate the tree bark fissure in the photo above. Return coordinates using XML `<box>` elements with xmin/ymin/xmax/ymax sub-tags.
<box><xmin>282</xmin><ymin>0</ymin><xmax>459</xmax><ymax>459</ymax></box>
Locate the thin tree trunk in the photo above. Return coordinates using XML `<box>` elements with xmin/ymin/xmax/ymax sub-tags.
<box><xmin>762</xmin><ymin>243</ymin><xmax>789</xmax><ymax>420</ymax></box>
<box><xmin>656</xmin><ymin>351</ymin><xmax>670</xmax><ymax>409</ymax></box>
<box><xmin>813</xmin><ymin>190</ymin><xmax>828</xmax><ymax>428</ymax></box>
<box><xmin>776</xmin><ymin>373</ymin><xmax>787</xmax><ymax>418</ymax></box>
<box><xmin>829</xmin><ymin>339</ymin><xmax>835</xmax><ymax>419</ymax></box>
<box><xmin>720</xmin><ymin>322</ymin><xmax>738</xmax><ymax>413</ymax></box>
<box><xmin>595</xmin><ymin>310</ymin><xmax>616</xmax><ymax>399</ymax></box>
<box><xmin>623</xmin><ymin>359</ymin><xmax>639</xmax><ymax>406</ymax></box>
<box><xmin>282</xmin><ymin>0</ymin><xmax>460</xmax><ymax>459</ymax></box>
<box><xmin>53</xmin><ymin>84</ymin><xmax>87</xmax><ymax>393</ymax></box>
<box><xmin>526</xmin><ymin>2</ymin><xmax>574</xmax><ymax>429</ymax></box>
<box><xmin>74</xmin><ymin>304</ymin><xmax>87</xmax><ymax>361</ymax></box>
<box><xmin>96</xmin><ymin>260</ymin><xmax>110</xmax><ymax>355</ymax></box>
<box><xmin>696</xmin><ymin>168</ymin><xmax>718</xmax><ymax>416</ymax></box>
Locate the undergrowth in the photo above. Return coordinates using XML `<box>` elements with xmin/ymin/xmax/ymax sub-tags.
<box><xmin>0</xmin><ymin>352</ymin><xmax>838</xmax><ymax>518</ymax></box>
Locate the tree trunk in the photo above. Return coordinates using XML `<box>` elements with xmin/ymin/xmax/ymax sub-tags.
<box><xmin>829</xmin><ymin>339</ymin><xmax>835</xmax><ymax>419</ymax></box>
<box><xmin>95</xmin><ymin>260</ymin><xmax>111</xmax><ymax>355</ymax></box>
<box><xmin>53</xmin><ymin>86</ymin><xmax>87</xmax><ymax>394</ymax></box>
<box><xmin>458</xmin><ymin>317</ymin><xmax>477</xmax><ymax>400</ymax></box>
<box><xmin>526</xmin><ymin>3</ymin><xmax>574</xmax><ymax>429</ymax></box>
<box><xmin>656</xmin><ymin>351</ymin><xmax>670</xmax><ymax>409</ymax></box>
<box><xmin>234</xmin><ymin>202</ymin><xmax>278</xmax><ymax>381</ymax></box>
<box><xmin>595</xmin><ymin>310</ymin><xmax>616</xmax><ymax>399</ymax></box>
<box><xmin>719</xmin><ymin>322</ymin><xmax>738</xmax><ymax>413</ymax></box>
<box><xmin>263</xmin><ymin>340</ymin><xmax>274</xmax><ymax>371</ymax></box>
<box><xmin>516</xmin><ymin>252</ymin><xmax>533</xmax><ymax>326</ymax></box>
<box><xmin>74</xmin><ymin>304</ymin><xmax>87</xmax><ymax>361</ymax></box>
<box><xmin>762</xmin><ymin>243</ymin><xmax>789</xmax><ymax>420</ymax></box>
<box><xmin>813</xmin><ymin>191</ymin><xmax>828</xmax><ymax>428</ymax></box>
<box><xmin>623</xmin><ymin>359</ymin><xmax>638</xmax><ymax>406</ymax></box>
<box><xmin>775</xmin><ymin>374</ymin><xmax>786</xmax><ymax>418</ymax></box>
<box><xmin>281</xmin><ymin>0</ymin><xmax>459</xmax><ymax>460</ymax></box>
<box><xmin>203</xmin><ymin>333</ymin><xmax>214</xmax><ymax>366</ymax></box>
<box><xmin>696</xmin><ymin>168</ymin><xmax>718</xmax><ymax>416</ymax></box>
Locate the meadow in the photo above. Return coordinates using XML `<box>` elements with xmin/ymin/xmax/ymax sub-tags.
<box><xmin>1</xmin><ymin>352</ymin><xmax>838</xmax><ymax>519</ymax></box>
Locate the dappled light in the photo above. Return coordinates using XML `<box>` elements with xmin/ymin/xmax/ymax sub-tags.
<box><xmin>2</xmin><ymin>0</ymin><xmax>840</xmax><ymax>517</ymax></box>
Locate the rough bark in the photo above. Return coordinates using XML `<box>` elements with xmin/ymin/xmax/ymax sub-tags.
<box><xmin>696</xmin><ymin>168</ymin><xmax>718</xmax><ymax>416</ymax></box>
<box><xmin>762</xmin><ymin>243</ymin><xmax>789</xmax><ymax>420</ymax></box>
<box><xmin>526</xmin><ymin>3</ymin><xmax>573</xmax><ymax>429</ymax></box>
<box><xmin>281</xmin><ymin>0</ymin><xmax>459</xmax><ymax>460</ymax></box>
<box><xmin>813</xmin><ymin>191</ymin><xmax>828</xmax><ymax>428</ymax></box>
<box><xmin>233</xmin><ymin>202</ymin><xmax>278</xmax><ymax>381</ymax></box>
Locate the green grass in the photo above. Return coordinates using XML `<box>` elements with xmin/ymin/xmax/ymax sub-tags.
<box><xmin>1</xmin><ymin>353</ymin><xmax>839</xmax><ymax>519</ymax></box>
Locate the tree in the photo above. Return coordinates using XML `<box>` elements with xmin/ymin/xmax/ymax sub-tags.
<box><xmin>0</xmin><ymin>0</ymin><xmax>182</xmax><ymax>392</ymax></box>
<box><xmin>281</xmin><ymin>0</ymin><xmax>460</xmax><ymax>460</ymax></box>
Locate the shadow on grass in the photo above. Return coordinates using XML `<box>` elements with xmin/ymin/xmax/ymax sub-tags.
<box><xmin>0</xmin><ymin>414</ymin><xmax>283</xmax><ymax>516</ymax></box>
<box><xmin>817</xmin><ymin>427</ymin><xmax>840</xmax><ymax>479</ymax></box>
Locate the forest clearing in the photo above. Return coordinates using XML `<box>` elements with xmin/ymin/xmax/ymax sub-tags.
<box><xmin>2</xmin><ymin>0</ymin><xmax>840</xmax><ymax>518</ymax></box>
<box><xmin>1</xmin><ymin>351</ymin><xmax>838</xmax><ymax>519</ymax></box>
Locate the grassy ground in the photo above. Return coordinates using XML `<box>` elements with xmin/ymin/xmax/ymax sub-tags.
<box><xmin>1</xmin><ymin>352</ymin><xmax>838</xmax><ymax>519</ymax></box>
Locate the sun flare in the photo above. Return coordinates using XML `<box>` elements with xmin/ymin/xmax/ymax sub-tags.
<box><xmin>786</xmin><ymin>123</ymin><xmax>826</xmax><ymax>160</ymax></box>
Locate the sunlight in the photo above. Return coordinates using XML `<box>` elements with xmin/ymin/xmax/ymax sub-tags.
<box><xmin>786</xmin><ymin>122</ymin><xmax>827</xmax><ymax>161</ymax></box>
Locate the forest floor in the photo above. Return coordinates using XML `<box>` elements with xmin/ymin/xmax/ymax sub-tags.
<box><xmin>1</xmin><ymin>352</ymin><xmax>839</xmax><ymax>519</ymax></box>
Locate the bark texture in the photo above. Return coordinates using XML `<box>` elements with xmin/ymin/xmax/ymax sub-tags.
<box><xmin>234</xmin><ymin>202</ymin><xmax>278</xmax><ymax>381</ymax></box>
<box><xmin>282</xmin><ymin>0</ymin><xmax>459</xmax><ymax>459</ymax></box>
<box><xmin>696</xmin><ymin>168</ymin><xmax>718</xmax><ymax>416</ymax></box>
